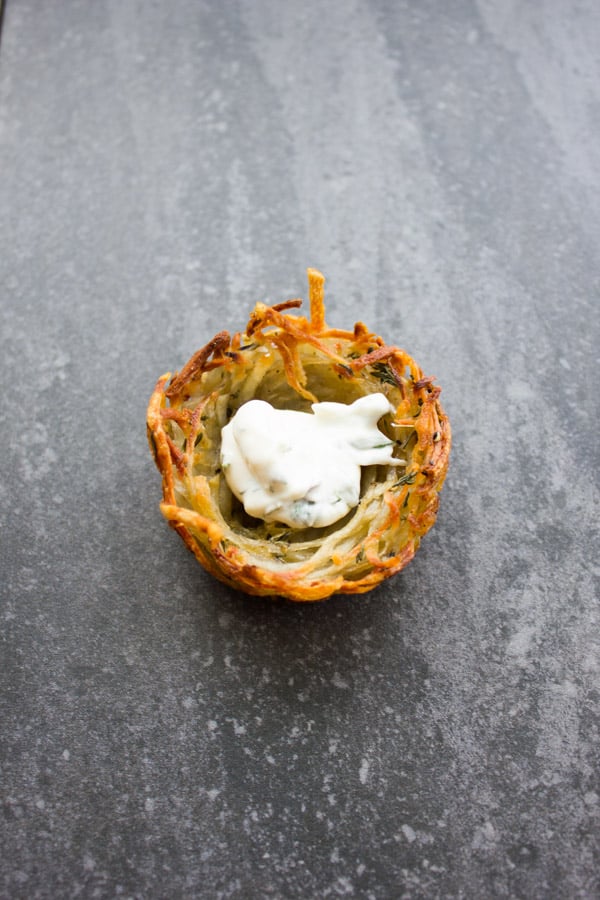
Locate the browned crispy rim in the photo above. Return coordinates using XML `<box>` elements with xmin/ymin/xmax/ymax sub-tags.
<box><xmin>147</xmin><ymin>269</ymin><xmax>451</xmax><ymax>601</ymax></box>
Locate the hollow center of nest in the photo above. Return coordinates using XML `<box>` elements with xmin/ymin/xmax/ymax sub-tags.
<box><xmin>220</xmin><ymin>393</ymin><xmax>402</xmax><ymax>529</ymax></box>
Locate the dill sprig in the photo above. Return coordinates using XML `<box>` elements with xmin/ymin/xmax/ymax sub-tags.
<box><xmin>393</xmin><ymin>470</ymin><xmax>418</xmax><ymax>488</ymax></box>
<box><xmin>370</xmin><ymin>362</ymin><xmax>399</xmax><ymax>387</ymax></box>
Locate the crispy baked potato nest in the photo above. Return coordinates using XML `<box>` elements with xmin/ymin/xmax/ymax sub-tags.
<box><xmin>147</xmin><ymin>269</ymin><xmax>450</xmax><ymax>601</ymax></box>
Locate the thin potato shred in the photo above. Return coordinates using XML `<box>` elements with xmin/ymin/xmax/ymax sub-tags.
<box><xmin>147</xmin><ymin>269</ymin><xmax>451</xmax><ymax>601</ymax></box>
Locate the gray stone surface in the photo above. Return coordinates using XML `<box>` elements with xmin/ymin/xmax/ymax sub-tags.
<box><xmin>1</xmin><ymin>0</ymin><xmax>599</xmax><ymax>897</ymax></box>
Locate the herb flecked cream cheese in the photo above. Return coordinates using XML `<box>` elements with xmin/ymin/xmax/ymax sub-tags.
<box><xmin>220</xmin><ymin>393</ymin><xmax>402</xmax><ymax>529</ymax></box>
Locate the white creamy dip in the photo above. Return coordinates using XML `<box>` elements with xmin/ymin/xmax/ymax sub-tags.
<box><xmin>220</xmin><ymin>393</ymin><xmax>401</xmax><ymax>529</ymax></box>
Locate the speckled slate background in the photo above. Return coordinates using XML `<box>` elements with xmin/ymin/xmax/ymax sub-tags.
<box><xmin>1</xmin><ymin>1</ymin><xmax>599</xmax><ymax>898</ymax></box>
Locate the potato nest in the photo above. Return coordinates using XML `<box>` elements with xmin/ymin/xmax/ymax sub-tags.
<box><xmin>147</xmin><ymin>269</ymin><xmax>451</xmax><ymax>601</ymax></box>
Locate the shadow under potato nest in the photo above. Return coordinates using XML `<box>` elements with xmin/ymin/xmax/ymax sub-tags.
<box><xmin>147</xmin><ymin>269</ymin><xmax>450</xmax><ymax>601</ymax></box>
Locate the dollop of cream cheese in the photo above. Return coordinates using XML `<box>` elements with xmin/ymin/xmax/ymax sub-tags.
<box><xmin>220</xmin><ymin>393</ymin><xmax>401</xmax><ymax>529</ymax></box>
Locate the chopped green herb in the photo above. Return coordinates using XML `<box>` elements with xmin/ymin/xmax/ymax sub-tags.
<box><xmin>393</xmin><ymin>471</ymin><xmax>418</xmax><ymax>487</ymax></box>
<box><xmin>371</xmin><ymin>362</ymin><xmax>399</xmax><ymax>386</ymax></box>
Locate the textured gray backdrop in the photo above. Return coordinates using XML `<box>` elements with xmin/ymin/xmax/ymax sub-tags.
<box><xmin>1</xmin><ymin>1</ymin><xmax>599</xmax><ymax>897</ymax></box>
